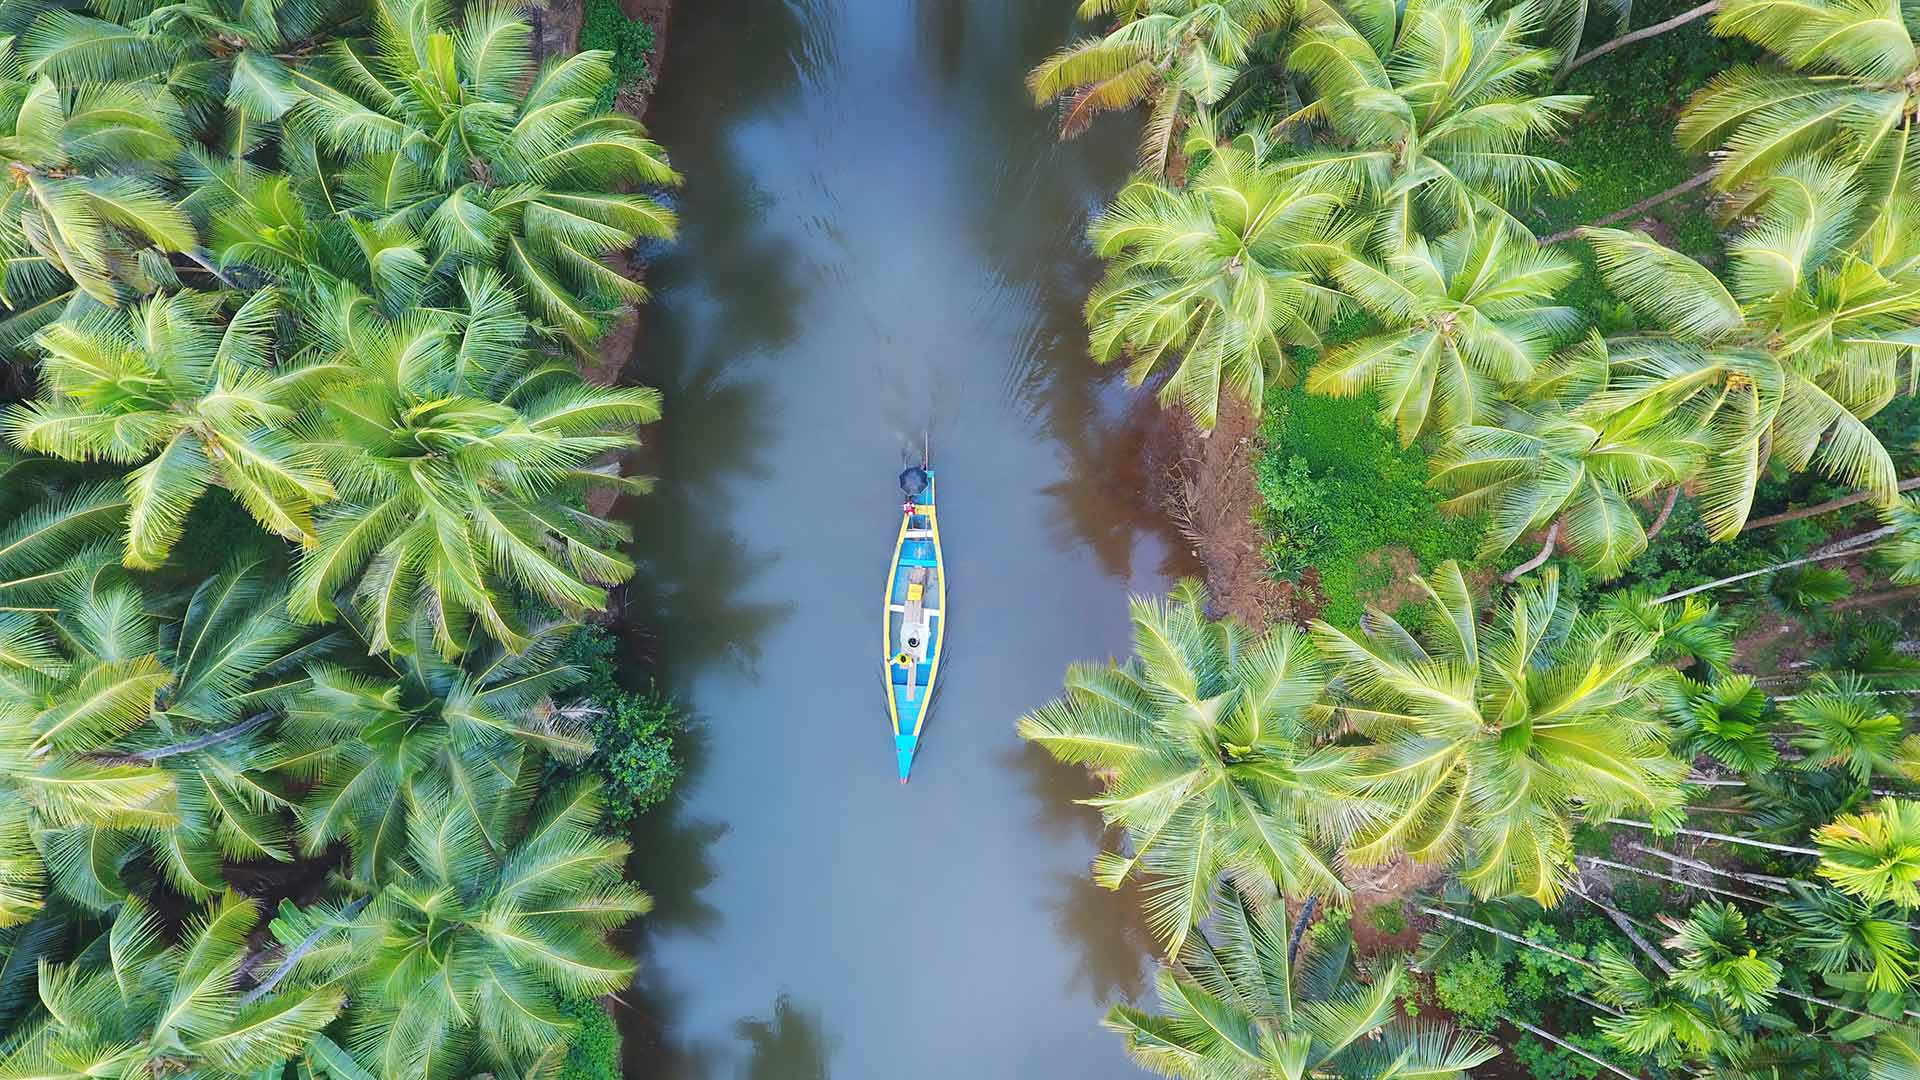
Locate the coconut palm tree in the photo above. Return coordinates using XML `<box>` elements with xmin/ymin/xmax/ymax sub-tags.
<box><xmin>0</xmin><ymin>46</ymin><xmax>198</xmax><ymax>310</ymax></box>
<box><xmin>3</xmin><ymin>289</ymin><xmax>340</xmax><ymax>568</ymax></box>
<box><xmin>84</xmin><ymin>563</ymin><xmax>336</xmax><ymax>900</ymax></box>
<box><xmin>0</xmin><ymin>571</ymin><xmax>181</xmax><ymax>923</ymax></box>
<box><xmin>12</xmin><ymin>0</ymin><xmax>344</xmax><ymax>157</ymax></box>
<box><xmin>1572</xmin><ymin>165</ymin><xmax>1920</xmax><ymax>538</ymax></box>
<box><xmin>1817</xmin><ymin>797</ymin><xmax>1920</xmax><ymax>908</ymax></box>
<box><xmin>1678</xmin><ymin>0</ymin><xmax>1920</xmax><ymax>213</ymax></box>
<box><xmin>285</xmin><ymin>0</ymin><xmax>679</xmax><ymax>348</ymax></box>
<box><xmin>1431</xmin><ymin>336</ymin><xmax>1707</xmax><ymax>576</ymax></box>
<box><xmin>285</xmin><ymin>607</ymin><xmax>592</xmax><ymax>884</ymax></box>
<box><xmin>1086</xmin><ymin>125</ymin><xmax>1349</xmax><ymax>429</ymax></box>
<box><xmin>1017</xmin><ymin>579</ymin><xmax>1362</xmax><ymax>954</ymax></box>
<box><xmin>1027</xmin><ymin>0</ymin><xmax>1294</xmax><ymax>173</ymax></box>
<box><xmin>1307</xmin><ymin>217</ymin><xmax>1581</xmax><ymax>443</ymax></box>
<box><xmin>275</xmin><ymin>776</ymin><xmax>648</xmax><ymax>1080</ymax></box>
<box><xmin>1313</xmin><ymin>562</ymin><xmax>1689</xmax><ymax>905</ymax></box>
<box><xmin>1105</xmin><ymin>888</ymin><xmax>1497</xmax><ymax>1077</ymax></box>
<box><xmin>285</xmin><ymin>273</ymin><xmax>658</xmax><ymax>656</ymax></box>
<box><xmin>0</xmin><ymin>892</ymin><xmax>343</xmax><ymax>1079</ymax></box>
<box><xmin>1281</xmin><ymin>0</ymin><xmax>1589</xmax><ymax>244</ymax></box>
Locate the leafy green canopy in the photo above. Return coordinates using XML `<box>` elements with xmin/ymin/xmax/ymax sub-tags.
<box><xmin>1314</xmin><ymin>562</ymin><xmax>1688</xmax><ymax>905</ymax></box>
<box><xmin>1018</xmin><ymin>579</ymin><xmax>1363</xmax><ymax>954</ymax></box>
<box><xmin>1087</xmin><ymin>124</ymin><xmax>1347</xmax><ymax>429</ymax></box>
<box><xmin>284</xmin><ymin>0</ymin><xmax>679</xmax><ymax>348</ymax></box>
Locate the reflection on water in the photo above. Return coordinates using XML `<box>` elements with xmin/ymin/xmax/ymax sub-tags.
<box><xmin>618</xmin><ymin>0</ymin><xmax>1193</xmax><ymax>1075</ymax></box>
<box><xmin>739</xmin><ymin>995</ymin><xmax>836</xmax><ymax>1080</ymax></box>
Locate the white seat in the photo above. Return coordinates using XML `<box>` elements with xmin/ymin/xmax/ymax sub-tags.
<box><xmin>903</xmin><ymin>529</ymin><xmax>935</xmax><ymax>539</ymax></box>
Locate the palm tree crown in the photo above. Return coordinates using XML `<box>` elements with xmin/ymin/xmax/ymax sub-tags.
<box><xmin>286</xmin><ymin>0</ymin><xmax>679</xmax><ymax>347</ymax></box>
<box><xmin>1576</xmin><ymin>166</ymin><xmax>1920</xmax><ymax>537</ymax></box>
<box><xmin>1282</xmin><ymin>0</ymin><xmax>1589</xmax><ymax>244</ymax></box>
<box><xmin>0</xmin><ymin>893</ymin><xmax>343</xmax><ymax>1079</ymax></box>
<box><xmin>1106</xmin><ymin>889</ymin><xmax>1497</xmax><ymax>1077</ymax></box>
<box><xmin>1027</xmin><ymin>0</ymin><xmax>1294</xmax><ymax>172</ymax></box>
<box><xmin>1680</xmin><ymin>0</ymin><xmax>1920</xmax><ymax>208</ymax></box>
<box><xmin>1087</xmin><ymin>126</ymin><xmax>1347</xmax><ymax>429</ymax></box>
<box><xmin>281</xmin><ymin>775</ymin><xmax>649</xmax><ymax>1079</ymax></box>
<box><xmin>285</xmin><ymin>272</ymin><xmax>658</xmax><ymax>655</ymax></box>
<box><xmin>1313</xmin><ymin>562</ymin><xmax>1688</xmax><ymax>904</ymax></box>
<box><xmin>1308</xmin><ymin>217</ymin><xmax>1580</xmax><ymax>443</ymax></box>
<box><xmin>1017</xmin><ymin>579</ymin><xmax>1362</xmax><ymax>954</ymax></box>
<box><xmin>3</xmin><ymin>290</ymin><xmax>338</xmax><ymax>567</ymax></box>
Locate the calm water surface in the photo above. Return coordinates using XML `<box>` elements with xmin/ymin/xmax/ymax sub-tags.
<box><xmin>619</xmin><ymin>2</ymin><xmax>1190</xmax><ymax>1075</ymax></box>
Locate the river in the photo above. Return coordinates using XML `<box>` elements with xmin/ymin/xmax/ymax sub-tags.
<box><xmin>618</xmin><ymin>1</ymin><xmax>1190</xmax><ymax>1075</ymax></box>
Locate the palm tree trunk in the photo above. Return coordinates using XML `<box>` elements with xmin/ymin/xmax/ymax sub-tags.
<box><xmin>1578</xmin><ymin>853</ymin><xmax>1773</xmax><ymax>905</ymax></box>
<box><xmin>1418</xmin><ymin>906</ymin><xmax>1594</xmax><ymax>966</ymax></box>
<box><xmin>125</xmin><ymin>713</ymin><xmax>272</xmax><ymax>763</ymax></box>
<box><xmin>1605</xmin><ymin>818</ymin><xmax>1819</xmax><ymax>857</ymax></box>
<box><xmin>1573</xmin><ymin>887</ymin><xmax>1675</xmax><ymax>974</ymax></box>
<box><xmin>1742</xmin><ymin>476</ymin><xmax>1920</xmax><ymax>531</ymax></box>
<box><xmin>1643</xmin><ymin>487</ymin><xmax>1681</xmax><ymax>541</ymax></box>
<box><xmin>1541</xmin><ymin>170</ymin><xmax>1716</xmax><ymax>244</ymax></box>
<box><xmin>1652</xmin><ymin>527</ymin><xmax>1896</xmax><ymax>603</ymax></box>
<box><xmin>1626</xmin><ymin>843</ymin><xmax>1792</xmax><ymax>893</ymax></box>
<box><xmin>240</xmin><ymin>895</ymin><xmax>369</xmax><ymax>1005</ymax></box>
<box><xmin>1503</xmin><ymin>520</ymin><xmax>1561</xmax><ymax>582</ymax></box>
<box><xmin>1506</xmin><ymin>1017</ymin><xmax>1644</xmax><ymax>1080</ymax></box>
<box><xmin>1559</xmin><ymin>1</ymin><xmax>1720</xmax><ymax>77</ymax></box>
<box><xmin>1287</xmin><ymin>895</ymin><xmax>1318</xmax><ymax>964</ymax></box>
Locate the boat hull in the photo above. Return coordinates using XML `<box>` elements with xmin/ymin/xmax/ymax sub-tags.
<box><xmin>883</xmin><ymin>470</ymin><xmax>944</xmax><ymax>781</ymax></box>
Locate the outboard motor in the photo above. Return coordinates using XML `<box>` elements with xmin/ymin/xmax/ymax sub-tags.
<box><xmin>899</xmin><ymin>465</ymin><xmax>929</xmax><ymax>497</ymax></box>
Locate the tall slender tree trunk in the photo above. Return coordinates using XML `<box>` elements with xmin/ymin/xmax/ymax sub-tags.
<box><xmin>1742</xmin><ymin>476</ymin><xmax>1920</xmax><ymax>531</ymax></box>
<box><xmin>1559</xmin><ymin>1</ymin><xmax>1721</xmax><ymax>77</ymax></box>
<box><xmin>1503</xmin><ymin>520</ymin><xmax>1561</xmax><ymax>582</ymax></box>
<box><xmin>1644</xmin><ymin>487</ymin><xmax>1681</xmax><ymax>541</ymax></box>
<box><xmin>1606</xmin><ymin>818</ymin><xmax>1819</xmax><ymax>857</ymax></box>
<box><xmin>1541</xmin><ymin>170</ymin><xmax>1717</xmax><ymax>244</ymax></box>
<box><xmin>1287</xmin><ymin>895</ymin><xmax>1319</xmax><ymax>964</ymax></box>
<box><xmin>1653</xmin><ymin>526</ymin><xmax>1896</xmax><ymax>603</ymax></box>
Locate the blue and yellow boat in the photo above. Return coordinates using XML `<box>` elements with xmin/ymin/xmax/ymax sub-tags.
<box><xmin>883</xmin><ymin>459</ymin><xmax>945</xmax><ymax>782</ymax></box>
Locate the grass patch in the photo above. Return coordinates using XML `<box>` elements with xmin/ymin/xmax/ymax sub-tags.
<box><xmin>1254</xmin><ymin>384</ymin><xmax>1484</xmax><ymax>627</ymax></box>
<box><xmin>1527</xmin><ymin>0</ymin><xmax>1758</xmax><ymax>322</ymax></box>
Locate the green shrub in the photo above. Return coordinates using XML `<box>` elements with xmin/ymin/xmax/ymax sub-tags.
<box><xmin>1433</xmin><ymin>950</ymin><xmax>1508</xmax><ymax>1030</ymax></box>
<box><xmin>1254</xmin><ymin>384</ymin><xmax>1483</xmax><ymax>625</ymax></box>
<box><xmin>591</xmin><ymin>682</ymin><xmax>683</xmax><ymax>823</ymax></box>
<box><xmin>579</xmin><ymin>0</ymin><xmax>655</xmax><ymax>107</ymax></box>
<box><xmin>1512</xmin><ymin>1030</ymin><xmax>1612</xmax><ymax>1080</ymax></box>
<box><xmin>1365</xmin><ymin>903</ymin><xmax>1408</xmax><ymax>936</ymax></box>
<box><xmin>558</xmin><ymin>996</ymin><xmax>620</xmax><ymax>1080</ymax></box>
<box><xmin>557</xmin><ymin>624</ymin><xmax>685</xmax><ymax>822</ymax></box>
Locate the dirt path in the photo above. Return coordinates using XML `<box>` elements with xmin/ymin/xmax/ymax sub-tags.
<box><xmin>1146</xmin><ymin>398</ymin><xmax>1315</xmax><ymax>629</ymax></box>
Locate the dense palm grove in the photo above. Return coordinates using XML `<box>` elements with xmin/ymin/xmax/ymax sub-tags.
<box><xmin>1025</xmin><ymin>0</ymin><xmax>1920</xmax><ymax>1077</ymax></box>
<box><xmin>0</xmin><ymin>0</ymin><xmax>674</xmax><ymax>1074</ymax></box>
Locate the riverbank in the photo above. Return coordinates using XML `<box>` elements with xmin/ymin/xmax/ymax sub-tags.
<box><xmin>529</xmin><ymin>0</ymin><xmax>676</xmax><ymax>390</ymax></box>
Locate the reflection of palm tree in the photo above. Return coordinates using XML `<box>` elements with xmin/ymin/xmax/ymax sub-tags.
<box><xmin>737</xmin><ymin>993</ymin><xmax>835</xmax><ymax>1080</ymax></box>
